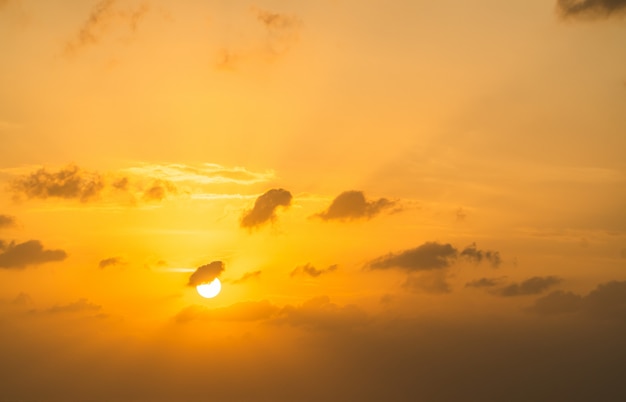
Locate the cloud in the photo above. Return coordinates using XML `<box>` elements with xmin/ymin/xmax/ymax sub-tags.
<box><xmin>0</xmin><ymin>214</ymin><xmax>16</xmax><ymax>228</ymax></box>
<box><xmin>188</xmin><ymin>261</ymin><xmax>224</xmax><ymax>286</ymax></box>
<box><xmin>46</xmin><ymin>298</ymin><xmax>102</xmax><ymax>314</ymax></box>
<box><xmin>291</xmin><ymin>263</ymin><xmax>338</xmax><ymax>278</ymax></box>
<box><xmin>465</xmin><ymin>277</ymin><xmax>505</xmax><ymax>288</ymax></box>
<box><xmin>557</xmin><ymin>0</ymin><xmax>626</xmax><ymax>19</ymax></box>
<box><xmin>232</xmin><ymin>270</ymin><xmax>262</xmax><ymax>284</ymax></box>
<box><xmin>98</xmin><ymin>257</ymin><xmax>123</xmax><ymax>269</ymax></box>
<box><xmin>240</xmin><ymin>188</ymin><xmax>292</xmax><ymax>229</ymax></box>
<box><xmin>125</xmin><ymin>163</ymin><xmax>274</xmax><ymax>185</ymax></box>
<box><xmin>530</xmin><ymin>280</ymin><xmax>626</xmax><ymax>320</ymax></box>
<box><xmin>460</xmin><ymin>243</ymin><xmax>502</xmax><ymax>268</ymax></box>
<box><xmin>64</xmin><ymin>0</ymin><xmax>150</xmax><ymax>56</ymax></box>
<box><xmin>368</xmin><ymin>242</ymin><xmax>458</xmax><ymax>271</ymax></box>
<box><xmin>403</xmin><ymin>272</ymin><xmax>451</xmax><ymax>294</ymax></box>
<box><xmin>11</xmin><ymin>165</ymin><xmax>104</xmax><ymax>202</ymax></box>
<box><xmin>253</xmin><ymin>8</ymin><xmax>302</xmax><ymax>57</ymax></box>
<box><xmin>142</xmin><ymin>180</ymin><xmax>176</xmax><ymax>202</ymax></box>
<box><xmin>496</xmin><ymin>276</ymin><xmax>562</xmax><ymax>297</ymax></box>
<box><xmin>315</xmin><ymin>191</ymin><xmax>396</xmax><ymax>221</ymax></box>
<box><xmin>0</xmin><ymin>240</ymin><xmax>67</xmax><ymax>269</ymax></box>
<box><xmin>273</xmin><ymin>296</ymin><xmax>369</xmax><ymax>332</ymax></box>
<box><xmin>175</xmin><ymin>300</ymin><xmax>278</xmax><ymax>324</ymax></box>
<box><xmin>12</xmin><ymin>292</ymin><xmax>32</xmax><ymax>306</ymax></box>
<box><xmin>527</xmin><ymin>290</ymin><xmax>584</xmax><ymax>315</ymax></box>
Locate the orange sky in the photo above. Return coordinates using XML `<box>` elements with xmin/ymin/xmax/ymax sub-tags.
<box><xmin>1</xmin><ymin>1</ymin><xmax>626</xmax><ymax>401</ymax></box>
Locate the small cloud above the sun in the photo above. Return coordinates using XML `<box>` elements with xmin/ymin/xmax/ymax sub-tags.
<box><xmin>188</xmin><ymin>261</ymin><xmax>225</xmax><ymax>287</ymax></box>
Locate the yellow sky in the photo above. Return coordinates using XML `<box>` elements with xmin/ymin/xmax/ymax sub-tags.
<box><xmin>1</xmin><ymin>1</ymin><xmax>626</xmax><ymax>401</ymax></box>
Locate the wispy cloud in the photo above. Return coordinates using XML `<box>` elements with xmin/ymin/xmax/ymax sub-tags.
<box><xmin>232</xmin><ymin>270</ymin><xmax>262</xmax><ymax>284</ymax></box>
<box><xmin>125</xmin><ymin>163</ymin><xmax>274</xmax><ymax>185</ymax></box>
<box><xmin>291</xmin><ymin>263</ymin><xmax>338</xmax><ymax>278</ymax></box>
<box><xmin>10</xmin><ymin>165</ymin><xmax>104</xmax><ymax>202</ymax></box>
<box><xmin>98</xmin><ymin>256</ymin><xmax>124</xmax><ymax>269</ymax></box>
<box><xmin>557</xmin><ymin>0</ymin><xmax>626</xmax><ymax>19</ymax></box>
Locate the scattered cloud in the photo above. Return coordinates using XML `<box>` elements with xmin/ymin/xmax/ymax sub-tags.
<box><xmin>175</xmin><ymin>300</ymin><xmax>278</xmax><ymax>323</ymax></box>
<box><xmin>530</xmin><ymin>280</ymin><xmax>626</xmax><ymax>319</ymax></box>
<box><xmin>98</xmin><ymin>257</ymin><xmax>123</xmax><ymax>269</ymax></box>
<box><xmin>460</xmin><ymin>243</ymin><xmax>502</xmax><ymax>268</ymax></box>
<box><xmin>496</xmin><ymin>276</ymin><xmax>562</xmax><ymax>297</ymax></box>
<box><xmin>403</xmin><ymin>272</ymin><xmax>451</xmax><ymax>294</ymax></box>
<box><xmin>0</xmin><ymin>240</ymin><xmax>67</xmax><ymax>269</ymax></box>
<box><xmin>188</xmin><ymin>261</ymin><xmax>224</xmax><ymax>286</ymax></box>
<box><xmin>465</xmin><ymin>277</ymin><xmax>506</xmax><ymax>288</ymax></box>
<box><xmin>240</xmin><ymin>188</ymin><xmax>292</xmax><ymax>229</ymax></box>
<box><xmin>368</xmin><ymin>242</ymin><xmax>458</xmax><ymax>271</ymax></box>
<box><xmin>64</xmin><ymin>0</ymin><xmax>150</xmax><ymax>56</ymax></box>
<box><xmin>0</xmin><ymin>214</ymin><xmax>16</xmax><ymax>228</ymax></box>
<box><xmin>272</xmin><ymin>296</ymin><xmax>369</xmax><ymax>332</ymax></box>
<box><xmin>557</xmin><ymin>0</ymin><xmax>626</xmax><ymax>19</ymax></box>
<box><xmin>142</xmin><ymin>180</ymin><xmax>176</xmax><ymax>202</ymax></box>
<box><xmin>253</xmin><ymin>7</ymin><xmax>302</xmax><ymax>57</ymax></box>
<box><xmin>232</xmin><ymin>270</ymin><xmax>262</xmax><ymax>284</ymax></box>
<box><xmin>11</xmin><ymin>165</ymin><xmax>104</xmax><ymax>202</ymax></box>
<box><xmin>291</xmin><ymin>263</ymin><xmax>338</xmax><ymax>278</ymax></box>
<box><xmin>46</xmin><ymin>298</ymin><xmax>102</xmax><ymax>314</ymax></box>
<box><xmin>315</xmin><ymin>191</ymin><xmax>396</xmax><ymax>221</ymax></box>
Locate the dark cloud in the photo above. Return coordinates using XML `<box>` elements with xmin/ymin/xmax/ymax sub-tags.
<box><xmin>465</xmin><ymin>277</ymin><xmax>505</xmax><ymax>288</ymax></box>
<box><xmin>403</xmin><ymin>272</ymin><xmax>451</xmax><ymax>294</ymax></box>
<box><xmin>496</xmin><ymin>276</ymin><xmax>562</xmax><ymax>297</ymax></box>
<box><xmin>46</xmin><ymin>298</ymin><xmax>102</xmax><ymax>314</ymax></box>
<box><xmin>530</xmin><ymin>280</ymin><xmax>626</xmax><ymax>320</ymax></box>
<box><xmin>240</xmin><ymin>188</ymin><xmax>292</xmax><ymax>229</ymax></box>
<box><xmin>557</xmin><ymin>0</ymin><xmax>626</xmax><ymax>19</ymax></box>
<box><xmin>142</xmin><ymin>180</ymin><xmax>176</xmax><ymax>202</ymax></box>
<box><xmin>232</xmin><ymin>270</ymin><xmax>262</xmax><ymax>284</ymax></box>
<box><xmin>11</xmin><ymin>165</ymin><xmax>104</xmax><ymax>202</ymax></box>
<box><xmin>0</xmin><ymin>240</ymin><xmax>67</xmax><ymax>269</ymax></box>
<box><xmin>291</xmin><ymin>263</ymin><xmax>338</xmax><ymax>278</ymax></box>
<box><xmin>188</xmin><ymin>261</ymin><xmax>224</xmax><ymax>286</ymax></box>
<box><xmin>460</xmin><ymin>243</ymin><xmax>502</xmax><ymax>268</ymax></box>
<box><xmin>98</xmin><ymin>257</ymin><xmax>123</xmax><ymax>269</ymax></box>
<box><xmin>112</xmin><ymin>177</ymin><xmax>129</xmax><ymax>191</ymax></box>
<box><xmin>315</xmin><ymin>191</ymin><xmax>395</xmax><ymax>221</ymax></box>
<box><xmin>0</xmin><ymin>214</ymin><xmax>16</xmax><ymax>228</ymax></box>
<box><xmin>175</xmin><ymin>300</ymin><xmax>277</xmax><ymax>324</ymax></box>
<box><xmin>368</xmin><ymin>242</ymin><xmax>458</xmax><ymax>271</ymax></box>
<box><xmin>527</xmin><ymin>290</ymin><xmax>584</xmax><ymax>315</ymax></box>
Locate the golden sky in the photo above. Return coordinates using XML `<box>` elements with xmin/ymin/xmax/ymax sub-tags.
<box><xmin>1</xmin><ymin>0</ymin><xmax>626</xmax><ymax>401</ymax></box>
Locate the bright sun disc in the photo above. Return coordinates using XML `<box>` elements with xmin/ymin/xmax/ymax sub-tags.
<box><xmin>196</xmin><ymin>278</ymin><xmax>221</xmax><ymax>298</ymax></box>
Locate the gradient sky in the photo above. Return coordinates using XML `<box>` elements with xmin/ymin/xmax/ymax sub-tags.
<box><xmin>1</xmin><ymin>1</ymin><xmax>626</xmax><ymax>401</ymax></box>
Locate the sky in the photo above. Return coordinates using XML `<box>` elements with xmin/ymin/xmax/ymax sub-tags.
<box><xmin>1</xmin><ymin>0</ymin><xmax>626</xmax><ymax>401</ymax></box>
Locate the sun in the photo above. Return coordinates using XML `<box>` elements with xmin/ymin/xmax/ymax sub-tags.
<box><xmin>196</xmin><ymin>278</ymin><xmax>222</xmax><ymax>298</ymax></box>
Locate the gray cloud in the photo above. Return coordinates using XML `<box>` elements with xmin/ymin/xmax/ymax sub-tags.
<box><xmin>11</xmin><ymin>165</ymin><xmax>104</xmax><ymax>202</ymax></box>
<box><xmin>557</xmin><ymin>0</ymin><xmax>626</xmax><ymax>19</ymax></box>
<box><xmin>315</xmin><ymin>191</ymin><xmax>395</xmax><ymax>221</ymax></box>
<box><xmin>496</xmin><ymin>276</ymin><xmax>562</xmax><ymax>297</ymax></box>
<box><xmin>232</xmin><ymin>270</ymin><xmax>262</xmax><ymax>284</ymax></box>
<box><xmin>460</xmin><ymin>243</ymin><xmax>502</xmax><ymax>268</ymax></box>
<box><xmin>0</xmin><ymin>214</ymin><xmax>16</xmax><ymax>228</ymax></box>
<box><xmin>527</xmin><ymin>290</ymin><xmax>584</xmax><ymax>315</ymax></box>
<box><xmin>188</xmin><ymin>261</ymin><xmax>224</xmax><ymax>286</ymax></box>
<box><xmin>0</xmin><ymin>240</ymin><xmax>67</xmax><ymax>269</ymax></box>
<box><xmin>240</xmin><ymin>188</ymin><xmax>292</xmax><ymax>229</ymax></box>
<box><xmin>291</xmin><ymin>263</ymin><xmax>338</xmax><ymax>278</ymax></box>
<box><xmin>368</xmin><ymin>242</ymin><xmax>458</xmax><ymax>271</ymax></box>
<box><xmin>98</xmin><ymin>257</ymin><xmax>123</xmax><ymax>269</ymax></box>
<box><xmin>47</xmin><ymin>298</ymin><xmax>102</xmax><ymax>314</ymax></box>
